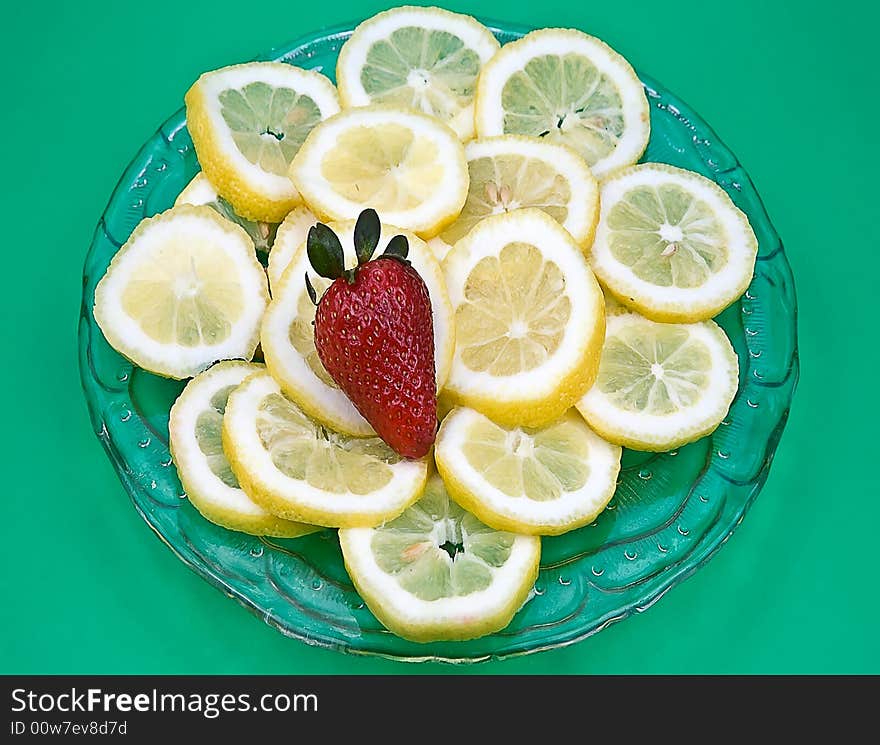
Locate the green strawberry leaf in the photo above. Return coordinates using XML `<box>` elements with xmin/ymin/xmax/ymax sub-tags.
<box><xmin>307</xmin><ymin>223</ymin><xmax>344</xmax><ymax>280</ymax></box>
<box><xmin>354</xmin><ymin>208</ymin><xmax>380</xmax><ymax>265</ymax></box>
<box><xmin>383</xmin><ymin>234</ymin><xmax>409</xmax><ymax>261</ymax></box>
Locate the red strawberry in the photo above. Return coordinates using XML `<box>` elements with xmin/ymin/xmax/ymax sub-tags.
<box><xmin>305</xmin><ymin>209</ymin><xmax>437</xmax><ymax>459</ymax></box>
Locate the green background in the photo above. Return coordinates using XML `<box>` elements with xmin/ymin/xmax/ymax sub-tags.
<box><xmin>2</xmin><ymin>0</ymin><xmax>876</xmax><ymax>674</ymax></box>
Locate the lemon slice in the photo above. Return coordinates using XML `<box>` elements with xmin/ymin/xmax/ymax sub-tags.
<box><xmin>266</xmin><ymin>205</ymin><xmax>318</xmax><ymax>292</ymax></box>
<box><xmin>436</xmin><ymin>407</ymin><xmax>621</xmax><ymax>535</ymax></box>
<box><xmin>339</xmin><ymin>474</ymin><xmax>540</xmax><ymax>642</ymax></box>
<box><xmin>576</xmin><ymin>312</ymin><xmax>739</xmax><ymax>451</ymax></box>
<box><xmin>442</xmin><ymin>208</ymin><xmax>605</xmax><ymax>428</ymax></box>
<box><xmin>474</xmin><ymin>28</ymin><xmax>650</xmax><ymax>178</ymax></box>
<box><xmin>175</xmin><ymin>172</ymin><xmax>220</xmax><ymax>206</ymax></box>
<box><xmin>261</xmin><ymin>220</ymin><xmax>454</xmax><ymax>436</ymax></box>
<box><xmin>186</xmin><ymin>62</ymin><xmax>340</xmax><ymax>222</ymax></box>
<box><xmin>432</xmin><ymin>135</ymin><xmax>599</xmax><ymax>256</ymax></box>
<box><xmin>222</xmin><ymin>370</ymin><xmax>428</xmax><ymax>527</ymax></box>
<box><xmin>176</xmin><ymin>172</ymin><xmax>279</xmax><ymax>254</ymax></box>
<box><xmin>169</xmin><ymin>361</ymin><xmax>317</xmax><ymax>537</ymax></box>
<box><xmin>289</xmin><ymin>106</ymin><xmax>468</xmax><ymax>238</ymax></box>
<box><xmin>336</xmin><ymin>6</ymin><xmax>500</xmax><ymax>141</ymax></box>
<box><xmin>590</xmin><ymin>163</ymin><xmax>759</xmax><ymax>322</ymax></box>
<box><xmin>93</xmin><ymin>205</ymin><xmax>268</xmax><ymax>379</ymax></box>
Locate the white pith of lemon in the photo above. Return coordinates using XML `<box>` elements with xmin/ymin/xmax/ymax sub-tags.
<box><xmin>474</xmin><ymin>28</ymin><xmax>650</xmax><ymax>179</ymax></box>
<box><xmin>433</xmin><ymin>135</ymin><xmax>600</xmax><ymax>252</ymax></box>
<box><xmin>222</xmin><ymin>370</ymin><xmax>429</xmax><ymax>527</ymax></box>
<box><xmin>590</xmin><ymin>163</ymin><xmax>759</xmax><ymax>322</ymax></box>
<box><xmin>93</xmin><ymin>204</ymin><xmax>268</xmax><ymax>379</ymax></box>
<box><xmin>186</xmin><ymin>62</ymin><xmax>340</xmax><ymax>222</ymax></box>
<box><xmin>339</xmin><ymin>474</ymin><xmax>540</xmax><ymax>641</ymax></box>
<box><xmin>261</xmin><ymin>219</ymin><xmax>454</xmax><ymax>437</ymax></box>
<box><xmin>289</xmin><ymin>105</ymin><xmax>468</xmax><ymax>238</ymax></box>
<box><xmin>435</xmin><ymin>407</ymin><xmax>621</xmax><ymax>535</ymax></box>
<box><xmin>175</xmin><ymin>172</ymin><xmax>220</xmax><ymax>206</ymax></box>
<box><xmin>266</xmin><ymin>205</ymin><xmax>319</xmax><ymax>292</ymax></box>
<box><xmin>442</xmin><ymin>208</ymin><xmax>605</xmax><ymax>428</ymax></box>
<box><xmin>169</xmin><ymin>361</ymin><xmax>318</xmax><ymax>537</ymax></box>
<box><xmin>336</xmin><ymin>6</ymin><xmax>500</xmax><ymax>141</ymax></box>
<box><xmin>576</xmin><ymin>312</ymin><xmax>739</xmax><ymax>451</ymax></box>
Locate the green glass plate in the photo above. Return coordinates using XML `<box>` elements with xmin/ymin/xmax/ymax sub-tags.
<box><xmin>78</xmin><ymin>20</ymin><xmax>798</xmax><ymax>662</ymax></box>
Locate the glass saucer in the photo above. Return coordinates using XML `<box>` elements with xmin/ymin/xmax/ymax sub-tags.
<box><xmin>79</xmin><ymin>20</ymin><xmax>798</xmax><ymax>662</ymax></box>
